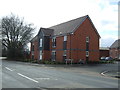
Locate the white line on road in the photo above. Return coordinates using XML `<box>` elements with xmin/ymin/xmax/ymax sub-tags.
<box><xmin>101</xmin><ymin>71</ymin><xmax>108</xmax><ymax>76</ymax></box>
<box><xmin>35</xmin><ymin>78</ymin><xmax>50</xmax><ymax>80</ymax></box>
<box><xmin>35</xmin><ymin>77</ymin><xmax>58</xmax><ymax>80</ymax></box>
<box><xmin>5</xmin><ymin>67</ymin><xmax>13</xmax><ymax>71</ymax></box>
<box><xmin>17</xmin><ymin>73</ymin><xmax>39</xmax><ymax>83</ymax></box>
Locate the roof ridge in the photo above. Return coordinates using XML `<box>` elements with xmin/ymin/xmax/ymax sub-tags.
<box><xmin>49</xmin><ymin>15</ymin><xmax>88</xmax><ymax>28</ymax></box>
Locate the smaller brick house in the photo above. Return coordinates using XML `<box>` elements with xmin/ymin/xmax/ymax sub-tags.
<box><xmin>30</xmin><ymin>15</ymin><xmax>100</xmax><ymax>63</ymax></box>
<box><xmin>99</xmin><ymin>47</ymin><xmax>109</xmax><ymax>58</ymax></box>
<box><xmin>110</xmin><ymin>39</ymin><xmax>120</xmax><ymax>59</ymax></box>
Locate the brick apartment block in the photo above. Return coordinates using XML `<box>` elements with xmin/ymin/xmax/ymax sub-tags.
<box><xmin>30</xmin><ymin>15</ymin><xmax>100</xmax><ymax>63</ymax></box>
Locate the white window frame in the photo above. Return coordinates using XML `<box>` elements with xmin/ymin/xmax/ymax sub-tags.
<box><xmin>52</xmin><ymin>37</ymin><xmax>56</xmax><ymax>42</ymax></box>
<box><xmin>40</xmin><ymin>38</ymin><xmax>42</xmax><ymax>47</ymax></box>
<box><xmin>32</xmin><ymin>51</ymin><xmax>34</xmax><ymax>55</ymax></box>
<box><xmin>32</xmin><ymin>44</ymin><xmax>34</xmax><ymax>51</ymax></box>
<box><xmin>52</xmin><ymin>50</ymin><xmax>56</xmax><ymax>61</ymax></box>
<box><xmin>39</xmin><ymin>50</ymin><xmax>42</xmax><ymax>60</ymax></box>
<box><xmin>86</xmin><ymin>51</ymin><xmax>89</xmax><ymax>57</ymax></box>
<box><xmin>52</xmin><ymin>37</ymin><xmax>56</xmax><ymax>47</ymax></box>
<box><xmin>52</xmin><ymin>51</ymin><xmax>56</xmax><ymax>55</ymax></box>
<box><xmin>64</xmin><ymin>36</ymin><xmax>67</xmax><ymax>41</ymax></box>
<box><xmin>63</xmin><ymin>50</ymin><xmax>67</xmax><ymax>56</ymax></box>
<box><xmin>86</xmin><ymin>37</ymin><xmax>89</xmax><ymax>42</ymax></box>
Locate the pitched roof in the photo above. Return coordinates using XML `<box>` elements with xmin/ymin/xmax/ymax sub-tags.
<box><xmin>49</xmin><ymin>15</ymin><xmax>87</xmax><ymax>36</ymax></box>
<box><xmin>39</xmin><ymin>28</ymin><xmax>54</xmax><ymax>36</ymax></box>
<box><xmin>31</xmin><ymin>15</ymin><xmax>100</xmax><ymax>42</ymax></box>
<box><xmin>30</xmin><ymin>35</ymin><xmax>38</xmax><ymax>42</ymax></box>
<box><xmin>48</xmin><ymin>15</ymin><xmax>100</xmax><ymax>37</ymax></box>
<box><xmin>110</xmin><ymin>39</ymin><xmax>120</xmax><ymax>48</ymax></box>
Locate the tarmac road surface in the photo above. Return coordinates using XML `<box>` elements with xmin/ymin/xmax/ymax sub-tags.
<box><xmin>1</xmin><ymin>60</ymin><xmax>119</xmax><ymax>89</ymax></box>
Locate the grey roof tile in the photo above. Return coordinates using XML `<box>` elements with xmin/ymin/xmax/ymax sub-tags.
<box><xmin>31</xmin><ymin>15</ymin><xmax>100</xmax><ymax>42</ymax></box>
<box><xmin>110</xmin><ymin>39</ymin><xmax>120</xmax><ymax>48</ymax></box>
<box><xmin>49</xmin><ymin>15</ymin><xmax>87</xmax><ymax>36</ymax></box>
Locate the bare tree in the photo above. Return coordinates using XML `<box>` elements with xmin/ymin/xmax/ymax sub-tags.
<box><xmin>1</xmin><ymin>14</ymin><xmax>35</xmax><ymax>59</ymax></box>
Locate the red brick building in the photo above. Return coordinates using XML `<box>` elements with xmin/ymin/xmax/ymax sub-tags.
<box><xmin>110</xmin><ymin>39</ymin><xmax>120</xmax><ymax>59</ymax></box>
<box><xmin>30</xmin><ymin>15</ymin><xmax>100</xmax><ymax>63</ymax></box>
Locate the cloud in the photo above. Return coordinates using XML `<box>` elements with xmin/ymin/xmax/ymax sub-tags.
<box><xmin>100</xmin><ymin>34</ymin><xmax>118</xmax><ymax>47</ymax></box>
<box><xmin>101</xmin><ymin>20</ymin><xmax>115</xmax><ymax>26</ymax></box>
<box><xmin>109</xmin><ymin>1</ymin><xmax>119</xmax><ymax>5</ymax></box>
<box><xmin>0</xmin><ymin>0</ymin><xmax>119</xmax><ymax>47</ymax></box>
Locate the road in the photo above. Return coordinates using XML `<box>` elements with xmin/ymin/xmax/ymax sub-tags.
<box><xmin>1</xmin><ymin>60</ymin><xmax>119</xmax><ymax>89</ymax></box>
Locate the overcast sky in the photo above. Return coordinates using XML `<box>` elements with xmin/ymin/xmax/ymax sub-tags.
<box><xmin>0</xmin><ymin>0</ymin><xmax>118</xmax><ymax>47</ymax></box>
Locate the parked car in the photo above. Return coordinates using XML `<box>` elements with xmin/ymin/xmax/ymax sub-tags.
<box><xmin>105</xmin><ymin>57</ymin><xmax>113</xmax><ymax>61</ymax></box>
<box><xmin>100</xmin><ymin>57</ymin><xmax>106</xmax><ymax>60</ymax></box>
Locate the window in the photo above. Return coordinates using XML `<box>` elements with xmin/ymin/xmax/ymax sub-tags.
<box><xmin>86</xmin><ymin>51</ymin><xmax>89</xmax><ymax>57</ymax></box>
<box><xmin>64</xmin><ymin>36</ymin><xmax>67</xmax><ymax>41</ymax></box>
<box><xmin>32</xmin><ymin>55</ymin><xmax>34</xmax><ymax>60</ymax></box>
<box><xmin>32</xmin><ymin>44</ymin><xmax>34</xmax><ymax>51</ymax></box>
<box><xmin>52</xmin><ymin>51</ymin><xmax>56</xmax><ymax>61</ymax></box>
<box><xmin>86</xmin><ymin>37</ymin><xmax>89</xmax><ymax>42</ymax></box>
<box><xmin>52</xmin><ymin>37</ymin><xmax>56</xmax><ymax>47</ymax></box>
<box><xmin>63</xmin><ymin>41</ymin><xmax>67</xmax><ymax>50</ymax></box>
<box><xmin>31</xmin><ymin>50</ymin><xmax>34</xmax><ymax>59</ymax></box>
<box><xmin>63</xmin><ymin>36</ymin><xmax>67</xmax><ymax>50</ymax></box>
<box><xmin>63</xmin><ymin>50</ymin><xmax>67</xmax><ymax>56</ymax></box>
<box><xmin>32</xmin><ymin>51</ymin><xmax>34</xmax><ymax>55</ymax></box>
<box><xmin>40</xmin><ymin>38</ymin><xmax>42</xmax><ymax>47</ymax></box>
<box><xmin>39</xmin><ymin>50</ymin><xmax>42</xmax><ymax>60</ymax></box>
<box><xmin>86</xmin><ymin>43</ymin><xmax>89</xmax><ymax>51</ymax></box>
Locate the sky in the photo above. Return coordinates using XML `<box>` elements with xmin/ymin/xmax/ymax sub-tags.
<box><xmin>0</xmin><ymin>0</ymin><xmax>119</xmax><ymax>47</ymax></box>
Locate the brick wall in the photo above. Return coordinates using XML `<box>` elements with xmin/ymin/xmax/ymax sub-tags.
<box><xmin>110</xmin><ymin>48</ymin><xmax>120</xmax><ymax>59</ymax></box>
<box><xmin>99</xmin><ymin>50</ymin><xmax>109</xmax><ymax>58</ymax></box>
<box><xmin>30</xmin><ymin>17</ymin><xmax>100</xmax><ymax>62</ymax></box>
<box><xmin>30</xmin><ymin>40</ymin><xmax>39</xmax><ymax>60</ymax></box>
<box><xmin>50</xmin><ymin>18</ymin><xmax>100</xmax><ymax>62</ymax></box>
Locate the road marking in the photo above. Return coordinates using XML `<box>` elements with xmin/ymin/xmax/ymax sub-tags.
<box><xmin>35</xmin><ymin>77</ymin><xmax>58</xmax><ymax>80</ymax></box>
<box><xmin>101</xmin><ymin>71</ymin><xmax>108</xmax><ymax>76</ymax></box>
<box><xmin>17</xmin><ymin>73</ymin><xmax>39</xmax><ymax>83</ymax></box>
<box><xmin>5</xmin><ymin>67</ymin><xmax>13</xmax><ymax>71</ymax></box>
<box><xmin>35</xmin><ymin>78</ymin><xmax>50</xmax><ymax>80</ymax></box>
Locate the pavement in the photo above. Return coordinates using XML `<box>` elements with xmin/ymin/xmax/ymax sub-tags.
<box><xmin>1</xmin><ymin>59</ymin><xmax>119</xmax><ymax>89</ymax></box>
